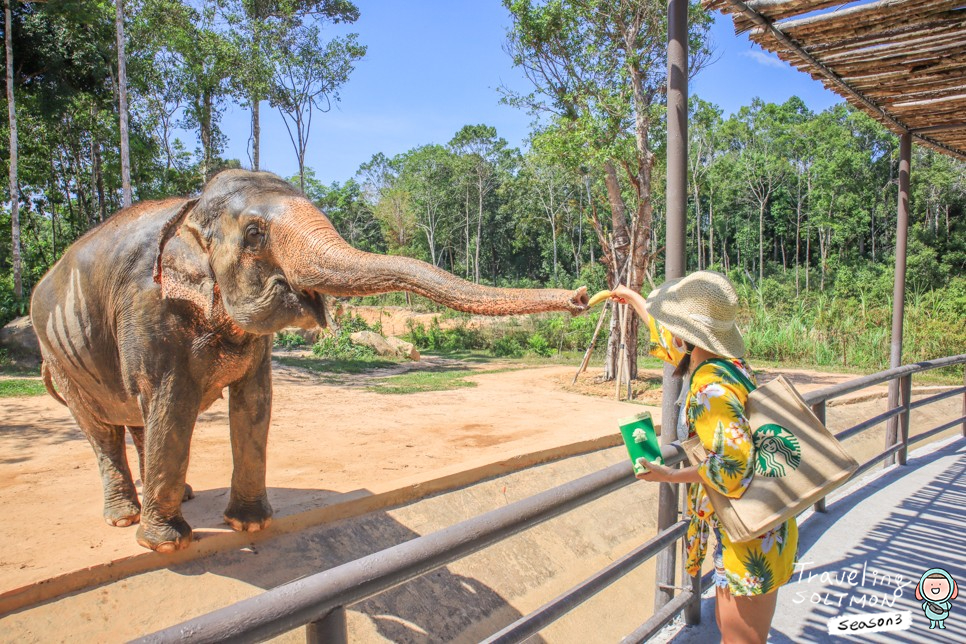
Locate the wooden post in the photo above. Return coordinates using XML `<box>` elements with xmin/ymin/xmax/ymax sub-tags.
<box><xmin>885</xmin><ymin>132</ymin><xmax>911</xmax><ymax>466</ymax></box>
<box><xmin>306</xmin><ymin>606</ymin><xmax>347</xmax><ymax>644</ymax></box>
<box><xmin>656</xmin><ymin>0</ymin><xmax>688</xmax><ymax>614</ymax></box>
<box><xmin>812</xmin><ymin>401</ymin><xmax>828</xmax><ymax>513</ymax></box>
<box><xmin>897</xmin><ymin>374</ymin><xmax>912</xmax><ymax>465</ymax></box>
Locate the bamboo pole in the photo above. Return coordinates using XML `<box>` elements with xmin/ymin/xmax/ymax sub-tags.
<box><xmin>572</xmin><ymin>300</ymin><xmax>612</xmax><ymax>385</ymax></box>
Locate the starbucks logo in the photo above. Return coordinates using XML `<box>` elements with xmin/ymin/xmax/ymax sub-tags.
<box><xmin>754</xmin><ymin>424</ymin><xmax>801</xmax><ymax>477</ymax></box>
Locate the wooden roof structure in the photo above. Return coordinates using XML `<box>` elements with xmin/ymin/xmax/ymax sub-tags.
<box><xmin>705</xmin><ymin>0</ymin><xmax>966</xmax><ymax>161</ymax></box>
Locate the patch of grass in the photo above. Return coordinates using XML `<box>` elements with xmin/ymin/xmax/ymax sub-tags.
<box><xmin>275</xmin><ymin>355</ymin><xmax>398</xmax><ymax>375</ymax></box>
<box><xmin>0</xmin><ymin>378</ymin><xmax>47</xmax><ymax>397</ymax></box>
<box><xmin>422</xmin><ymin>350</ymin><xmax>496</xmax><ymax>363</ymax></box>
<box><xmin>368</xmin><ymin>369</ymin><xmax>478</xmax><ymax>395</ymax></box>
<box><xmin>0</xmin><ymin>364</ymin><xmax>41</xmax><ymax>377</ymax></box>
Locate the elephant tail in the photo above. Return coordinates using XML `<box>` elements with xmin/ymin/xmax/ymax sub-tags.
<box><xmin>41</xmin><ymin>361</ymin><xmax>68</xmax><ymax>406</ymax></box>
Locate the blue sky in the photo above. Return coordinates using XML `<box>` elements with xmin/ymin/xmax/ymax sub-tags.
<box><xmin>212</xmin><ymin>3</ymin><xmax>844</xmax><ymax>185</ymax></box>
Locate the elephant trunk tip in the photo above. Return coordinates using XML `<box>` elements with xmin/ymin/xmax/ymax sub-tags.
<box><xmin>569</xmin><ymin>286</ymin><xmax>590</xmax><ymax>315</ymax></box>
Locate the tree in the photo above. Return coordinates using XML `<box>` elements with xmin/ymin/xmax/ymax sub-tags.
<box><xmin>358</xmin><ymin>153</ymin><xmax>417</xmax><ymax>256</ymax></box>
<box><xmin>5</xmin><ymin>0</ymin><xmax>20</xmax><ymax>299</ymax></box>
<box><xmin>503</xmin><ymin>0</ymin><xmax>712</xmax><ymax>380</ymax></box>
<box><xmin>688</xmin><ymin>97</ymin><xmax>722</xmax><ymax>270</ymax></box>
<box><xmin>398</xmin><ymin>144</ymin><xmax>457</xmax><ymax>267</ymax></box>
<box><xmin>301</xmin><ymin>173</ymin><xmax>382</xmax><ymax>252</ymax></box>
<box><xmin>449</xmin><ymin>124</ymin><xmax>510</xmax><ymax>283</ymax></box>
<box><xmin>271</xmin><ymin>22</ymin><xmax>365</xmax><ymax>191</ymax></box>
<box><xmin>518</xmin><ymin>136</ymin><xmax>576</xmax><ymax>282</ymax></box>
<box><xmin>115</xmin><ymin>0</ymin><xmax>132</xmax><ymax>206</ymax></box>
<box><xmin>223</xmin><ymin>1</ymin><xmax>360</xmax><ymax>171</ymax></box>
<box><xmin>722</xmin><ymin>98</ymin><xmax>794</xmax><ymax>284</ymax></box>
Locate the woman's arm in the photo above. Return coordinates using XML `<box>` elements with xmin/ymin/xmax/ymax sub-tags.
<box><xmin>610</xmin><ymin>284</ymin><xmax>649</xmax><ymax>322</ymax></box>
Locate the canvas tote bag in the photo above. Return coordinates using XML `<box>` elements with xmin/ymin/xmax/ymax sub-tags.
<box><xmin>682</xmin><ymin>359</ymin><xmax>859</xmax><ymax>542</ymax></box>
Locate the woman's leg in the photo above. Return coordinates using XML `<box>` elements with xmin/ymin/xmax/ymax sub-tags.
<box><xmin>715</xmin><ymin>586</ymin><xmax>779</xmax><ymax>644</ymax></box>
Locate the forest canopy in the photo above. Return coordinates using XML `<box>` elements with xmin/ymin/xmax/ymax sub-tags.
<box><xmin>2</xmin><ymin>1</ymin><xmax>965</xmax><ymax>369</ymax></box>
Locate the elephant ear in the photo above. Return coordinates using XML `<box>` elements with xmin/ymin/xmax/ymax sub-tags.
<box><xmin>153</xmin><ymin>198</ymin><xmax>199</xmax><ymax>284</ymax></box>
<box><xmin>153</xmin><ymin>199</ymin><xmax>219</xmax><ymax>318</ymax></box>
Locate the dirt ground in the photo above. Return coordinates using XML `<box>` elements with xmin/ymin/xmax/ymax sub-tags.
<box><xmin>0</xmin><ymin>341</ymin><xmax>961</xmax><ymax>639</ymax></box>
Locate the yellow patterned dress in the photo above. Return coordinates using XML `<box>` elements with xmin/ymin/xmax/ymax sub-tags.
<box><xmin>646</xmin><ymin>315</ymin><xmax>798</xmax><ymax>596</ymax></box>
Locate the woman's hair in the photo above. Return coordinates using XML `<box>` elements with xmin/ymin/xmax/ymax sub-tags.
<box><xmin>673</xmin><ymin>341</ymin><xmax>696</xmax><ymax>379</ymax></box>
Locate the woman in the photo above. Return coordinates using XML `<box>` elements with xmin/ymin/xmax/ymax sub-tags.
<box><xmin>610</xmin><ymin>271</ymin><xmax>797</xmax><ymax>644</ymax></box>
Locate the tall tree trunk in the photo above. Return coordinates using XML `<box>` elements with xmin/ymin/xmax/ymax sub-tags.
<box><xmin>200</xmin><ymin>90</ymin><xmax>213</xmax><ymax>181</ymax></box>
<box><xmin>758</xmin><ymin>199</ymin><xmax>766</xmax><ymax>284</ymax></box>
<box><xmin>805</xmin><ymin>221</ymin><xmax>810</xmax><ymax>292</ymax></box>
<box><xmin>692</xmin><ymin>184</ymin><xmax>702</xmax><ymax>270</ymax></box>
<box><xmin>93</xmin><ymin>140</ymin><xmax>106</xmax><ymax>221</ymax></box>
<box><xmin>252</xmin><ymin>98</ymin><xmax>260</xmax><ymax>171</ymax></box>
<box><xmin>474</xmin><ymin>178</ymin><xmax>483</xmax><ymax>284</ymax></box>
<box><xmin>601</xmin><ymin>161</ymin><xmax>642</xmax><ymax>382</ymax></box>
<box><xmin>116</xmin><ymin>0</ymin><xmax>132</xmax><ymax>206</ymax></box>
<box><xmin>795</xmin><ymin>207</ymin><xmax>802</xmax><ymax>298</ymax></box>
<box><xmin>463</xmin><ymin>188</ymin><xmax>471</xmax><ymax>279</ymax></box>
<box><xmin>5</xmin><ymin>0</ymin><xmax>21</xmax><ymax>299</ymax></box>
<box><xmin>708</xmin><ymin>186</ymin><xmax>714</xmax><ymax>267</ymax></box>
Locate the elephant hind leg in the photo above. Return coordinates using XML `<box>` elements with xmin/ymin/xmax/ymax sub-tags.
<box><xmin>126</xmin><ymin>426</ymin><xmax>194</xmax><ymax>502</ymax></box>
<box><xmin>71</xmin><ymin>409</ymin><xmax>141</xmax><ymax>527</ymax></box>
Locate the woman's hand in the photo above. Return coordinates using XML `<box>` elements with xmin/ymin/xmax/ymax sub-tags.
<box><xmin>635</xmin><ymin>459</ymin><xmax>676</xmax><ymax>482</ymax></box>
<box><xmin>609</xmin><ymin>284</ymin><xmax>636</xmax><ymax>304</ymax></box>
<box><xmin>636</xmin><ymin>461</ymin><xmax>703</xmax><ymax>484</ymax></box>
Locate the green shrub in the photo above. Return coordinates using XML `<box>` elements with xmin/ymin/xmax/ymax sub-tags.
<box><xmin>312</xmin><ymin>313</ymin><xmax>379</xmax><ymax>360</ymax></box>
<box><xmin>404</xmin><ymin>318</ymin><xmax>485</xmax><ymax>353</ymax></box>
<box><xmin>527</xmin><ymin>333</ymin><xmax>554</xmax><ymax>357</ymax></box>
<box><xmin>491</xmin><ymin>335</ymin><xmax>524</xmax><ymax>358</ymax></box>
<box><xmin>313</xmin><ymin>332</ymin><xmax>377</xmax><ymax>360</ymax></box>
<box><xmin>273</xmin><ymin>330</ymin><xmax>307</xmax><ymax>349</ymax></box>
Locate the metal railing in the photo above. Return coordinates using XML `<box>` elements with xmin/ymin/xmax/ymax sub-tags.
<box><xmin>138</xmin><ymin>354</ymin><xmax>966</xmax><ymax>644</ymax></box>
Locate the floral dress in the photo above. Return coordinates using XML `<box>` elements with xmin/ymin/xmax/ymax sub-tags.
<box><xmin>646</xmin><ymin>315</ymin><xmax>798</xmax><ymax>596</ymax></box>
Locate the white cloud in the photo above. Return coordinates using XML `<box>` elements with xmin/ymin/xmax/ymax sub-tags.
<box><xmin>742</xmin><ymin>50</ymin><xmax>788</xmax><ymax>70</ymax></box>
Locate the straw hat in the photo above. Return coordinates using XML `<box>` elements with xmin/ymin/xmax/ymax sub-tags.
<box><xmin>645</xmin><ymin>271</ymin><xmax>745</xmax><ymax>359</ymax></box>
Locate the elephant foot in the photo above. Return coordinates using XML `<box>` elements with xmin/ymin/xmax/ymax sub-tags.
<box><xmin>103</xmin><ymin>495</ymin><xmax>141</xmax><ymax>528</ymax></box>
<box><xmin>224</xmin><ymin>496</ymin><xmax>273</xmax><ymax>533</ymax></box>
<box><xmin>183</xmin><ymin>483</ymin><xmax>195</xmax><ymax>502</ymax></box>
<box><xmin>136</xmin><ymin>516</ymin><xmax>193</xmax><ymax>553</ymax></box>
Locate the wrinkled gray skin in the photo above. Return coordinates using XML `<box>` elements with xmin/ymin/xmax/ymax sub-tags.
<box><xmin>30</xmin><ymin>170</ymin><xmax>589</xmax><ymax>552</ymax></box>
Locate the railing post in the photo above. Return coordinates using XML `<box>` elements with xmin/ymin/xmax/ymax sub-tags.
<box><xmin>306</xmin><ymin>606</ymin><xmax>347</xmax><ymax>644</ymax></box>
<box><xmin>886</xmin><ymin>131</ymin><xmax>911</xmax><ymax>467</ymax></box>
<box><xmin>882</xmin><ymin>378</ymin><xmax>902</xmax><ymax>467</ymax></box>
<box><xmin>658</xmin><ymin>0</ymin><xmax>688</xmax><ymax>615</ymax></box>
<box><xmin>897</xmin><ymin>374</ymin><xmax>913</xmax><ymax>465</ymax></box>
<box><xmin>811</xmin><ymin>400</ymin><xmax>828</xmax><ymax>513</ymax></box>
<box><xmin>684</xmin><ymin>572</ymin><xmax>701</xmax><ymax>626</ymax></box>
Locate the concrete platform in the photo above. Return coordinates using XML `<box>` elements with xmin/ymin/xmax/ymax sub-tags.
<box><xmin>657</xmin><ymin>435</ymin><xmax>966</xmax><ymax>643</ymax></box>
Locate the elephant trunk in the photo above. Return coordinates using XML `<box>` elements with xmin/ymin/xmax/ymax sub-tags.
<box><xmin>274</xmin><ymin>205</ymin><xmax>589</xmax><ymax>316</ymax></box>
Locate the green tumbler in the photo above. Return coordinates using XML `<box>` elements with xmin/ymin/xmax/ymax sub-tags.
<box><xmin>618</xmin><ymin>412</ymin><xmax>663</xmax><ymax>475</ymax></box>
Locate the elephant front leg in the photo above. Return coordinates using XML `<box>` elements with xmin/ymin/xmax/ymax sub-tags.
<box><xmin>224</xmin><ymin>348</ymin><xmax>274</xmax><ymax>532</ymax></box>
<box><xmin>128</xmin><ymin>426</ymin><xmax>194</xmax><ymax>501</ymax></box>
<box><xmin>135</xmin><ymin>381</ymin><xmax>201</xmax><ymax>553</ymax></box>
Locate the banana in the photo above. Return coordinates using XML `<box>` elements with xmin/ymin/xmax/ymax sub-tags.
<box><xmin>587</xmin><ymin>289</ymin><xmax>613</xmax><ymax>308</ymax></box>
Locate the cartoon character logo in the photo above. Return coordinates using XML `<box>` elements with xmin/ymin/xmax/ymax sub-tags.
<box><xmin>916</xmin><ymin>567</ymin><xmax>958</xmax><ymax>629</ymax></box>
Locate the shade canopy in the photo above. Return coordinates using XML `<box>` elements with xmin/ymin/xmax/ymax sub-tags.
<box><xmin>706</xmin><ymin>0</ymin><xmax>966</xmax><ymax>161</ymax></box>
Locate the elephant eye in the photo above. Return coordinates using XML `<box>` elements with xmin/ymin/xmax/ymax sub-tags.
<box><xmin>245</xmin><ymin>224</ymin><xmax>265</xmax><ymax>246</ymax></box>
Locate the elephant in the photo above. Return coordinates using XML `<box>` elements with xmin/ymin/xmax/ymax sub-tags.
<box><xmin>30</xmin><ymin>170</ymin><xmax>589</xmax><ymax>552</ymax></box>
